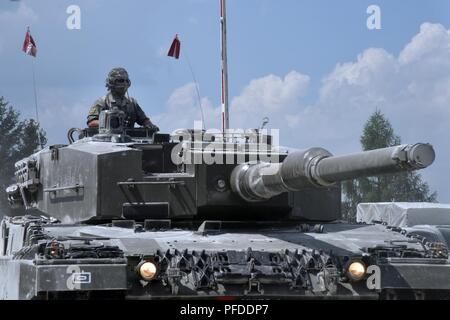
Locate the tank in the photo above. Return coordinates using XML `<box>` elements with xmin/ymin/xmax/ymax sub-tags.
<box><xmin>1</xmin><ymin>108</ymin><xmax>449</xmax><ymax>300</ymax></box>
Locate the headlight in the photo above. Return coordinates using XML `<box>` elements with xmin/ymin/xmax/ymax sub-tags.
<box><xmin>138</xmin><ymin>261</ymin><xmax>158</xmax><ymax>281</ymax></box>
<box><xmin>347</xmin><ymin>261</ymin><xmax>366</xmax><ymax>281</ymax></box>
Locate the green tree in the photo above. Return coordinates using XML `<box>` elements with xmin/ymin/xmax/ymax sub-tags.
<box><xmin>0</xmin><ymin>96</ymin><xmax>47</xmax><ymax>216</ymax></box>
<box><xmin>342</xmin><ymin>110</ymin><xmax>437</xmax><ymax>221</ymax></box>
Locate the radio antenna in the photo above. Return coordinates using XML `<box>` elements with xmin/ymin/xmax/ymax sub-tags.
<box><xmin>220</xmin><ymin>0</ymin><xmax>230</xmax><ymax>137</ymax></box>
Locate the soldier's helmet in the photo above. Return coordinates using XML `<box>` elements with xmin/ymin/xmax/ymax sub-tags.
<box><xmin>106</xmin><ymin>67</ymin><xmax>131</xmax><ymax>91</ymax></box>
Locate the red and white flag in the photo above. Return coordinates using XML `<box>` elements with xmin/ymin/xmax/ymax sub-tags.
<box><xmin>22</xmin><ymin>28</ymin><xmax>37</xmax><ymax>57</ymax></box>
<box><xmin>167</xmin><ymin>35</ymin><xmax>181</xmax><ymax>59</ymax></box>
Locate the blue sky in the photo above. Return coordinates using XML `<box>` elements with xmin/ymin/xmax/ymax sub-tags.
<box><xmin>0</xmin><ymin>0</ymin><xmax>449</xmax><ymax>202</ymax></box>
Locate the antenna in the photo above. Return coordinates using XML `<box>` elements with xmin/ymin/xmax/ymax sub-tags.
<box><xmin>23</xmin><ymin>26</ymin><xmax>43</xmax><ymax>150</ymax></box>
<box><xmin>31</xmin><ymin>58</ymin><xmax>43</xmax><ymax>149</ymax></box>
<box><xmin>259</xmin><ymin>117</ymin><xmax>269</xmax><ymax>130</ymax></box>
<box><xmin>220</xmin><ymin>0</ymin><xmax>230</xmax><ymax>136</ymax></box>
<box><xmin>184</xmin><ymin>51</ymin><xmax>206</xmax><ymax>130</ymax></box>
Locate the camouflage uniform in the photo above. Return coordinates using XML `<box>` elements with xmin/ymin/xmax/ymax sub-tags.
<box><xmin>87</xmin><ymin>68</ymin><xmax>158</xmax><ymax>130</ymax></box>
<box><xmin>87</xmin><ymin>93</ymin><xmax>149</xmax><ymax>128</ymax></box>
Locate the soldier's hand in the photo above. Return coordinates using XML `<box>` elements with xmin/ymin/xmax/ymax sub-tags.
<box><xmin>144</xmin><ymin>120</ymin><xmax>160</xmax><ymax>132</ymax></box>
<box><xmin>149</xmin><ymin>124</ymin><xmax>160</xmax><ymax>132</ymax></box>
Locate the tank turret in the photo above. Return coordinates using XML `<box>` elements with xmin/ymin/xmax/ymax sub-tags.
<box><xmin>5</xmin><ymin>111</ymin><xmax>436</xmax><ymax>224</ymax></box>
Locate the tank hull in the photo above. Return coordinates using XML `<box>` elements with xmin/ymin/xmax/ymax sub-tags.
<box><xmin>1</xmin><ymin>216</ymin><xmax>450</xmax><ymax>300</ymax></box>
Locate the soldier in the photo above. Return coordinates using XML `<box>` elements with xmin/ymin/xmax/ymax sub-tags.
<box><xmin>87</xmin><ymin>67</ymin><xmax>159</xmax><ymax>131</ymax></box>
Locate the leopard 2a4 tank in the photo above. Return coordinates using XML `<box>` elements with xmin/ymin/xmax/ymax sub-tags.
<box><xmin>1</xmin><ymin>107</ymin><xmax>449</xmax><ymax>300</ymax></box>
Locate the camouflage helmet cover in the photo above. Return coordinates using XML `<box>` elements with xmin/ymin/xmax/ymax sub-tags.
<box><xmin>106</xmin><ymin>67</ymin><xmax>131</xmax><ymax>89</ymax></box>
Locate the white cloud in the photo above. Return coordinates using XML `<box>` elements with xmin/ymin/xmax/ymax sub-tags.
<box><xmin>399</xmin><ymin>23</ymin><xmax>450</xmax><ymax>65</ymax></box>
<box><xmin>319</xmin><ymin>48</ymin><xmax>398</xmax><ymax>108</ymax></box>
<box><xmin>314</xmin><ymin>22</ymin><xmax>450</xmax><ymax>142</ymax></box>
<box><xmin>154</xmin><ymin>71</ymin><xmax>310</xmax><ymax>132</ymax></box>
<box><xmin>230</xmin><ymin>71</ymin><xmax>310</xmax><ymax>128</ymax></box>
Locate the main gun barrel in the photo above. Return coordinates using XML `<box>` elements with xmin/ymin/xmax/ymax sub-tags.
<box><xmin>230</xmin><ymin>143</ymin><xmax>435</xmax><ymax>202</ymax></box>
